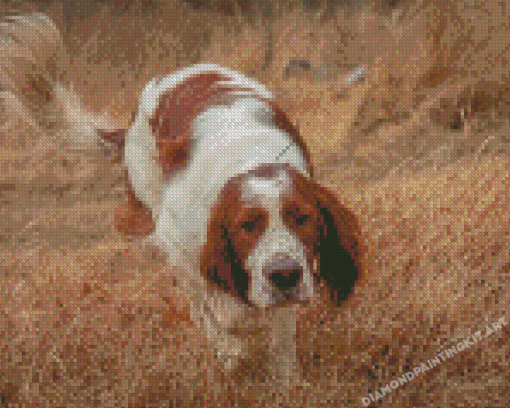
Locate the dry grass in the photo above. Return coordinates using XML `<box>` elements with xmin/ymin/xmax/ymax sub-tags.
<box><xmin>0</xmin><ymin>0</ymin><xmax>509</xmax><ymax>406</ymax></box>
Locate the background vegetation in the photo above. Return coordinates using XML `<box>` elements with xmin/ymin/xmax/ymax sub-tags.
<box><xmin>0</xmin><ymin>0</ymin><xmax>509</xmax><ymax>406</ymax></box>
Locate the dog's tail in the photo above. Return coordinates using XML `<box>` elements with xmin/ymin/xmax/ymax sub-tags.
<box><xmin>0</xmin><ymin>13</ymin><xmax>112</xmax><ymax>147</ymax></box>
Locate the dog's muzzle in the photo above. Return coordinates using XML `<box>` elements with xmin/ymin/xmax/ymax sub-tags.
<box><xmin>263</xmin><ymin>256</ymin><xmax>307</xmax><ymax>303</ymax></box>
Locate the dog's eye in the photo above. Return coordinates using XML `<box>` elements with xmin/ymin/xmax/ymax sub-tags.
<box><xmin>241</xmin><ymin>220</ymin><xmax>256</xmax><ymax>232</ymax></box>
<box><xmin>241</xmin><ymin>215</ymin><xmax>262</xmax><ymax>233</ymax></box>
<box><xmin>294</xmin><ymin>213</ymin><xmax>310</xmax><ymax>226</ymax></box>
<box><xmin>286</xmin><ymin>208</ymin><xmax>310</xmax><ymax>226</ymax></box>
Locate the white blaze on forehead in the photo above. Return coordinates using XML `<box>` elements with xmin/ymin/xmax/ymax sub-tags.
<box><xmin>241</xmin><ymin>170</ymin><xmax>291</xmax><ymax>204</ymax></box>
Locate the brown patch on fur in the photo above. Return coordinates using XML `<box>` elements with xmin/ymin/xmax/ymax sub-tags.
<box><xmin>114</xmin><ymin>181</ymin><xmax>155</xmax><ymax>236</ymax></box>
<box><xmin>290</xmin><ymin>167</ymin><xmax>362</xmax><ymax>304</ymax></box>
<box><xmin>149</xmin><ymin>72</ymin><xmax>233</xmax><ymax>173</ymax></box>
<box><xmin>295</xmin><ymin>170</ymin><xmax>361</xmax><ymax>262</ymax></box>
<box><xmin>149</xmin><ymin>71</ymin><xmax>312</xmax><ymax>177</ymax></box>
<box><xmin>114</xmin><ymin>71</ymin><xmax>313</xmax><ymax>242</ymax></box>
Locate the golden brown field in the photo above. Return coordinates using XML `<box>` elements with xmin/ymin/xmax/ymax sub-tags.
<box><xmin>0</xmin><ymin>0</ymin><xmax>509</xmax><ymax>406</ymax></box>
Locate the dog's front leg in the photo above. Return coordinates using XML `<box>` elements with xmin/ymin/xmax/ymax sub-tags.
<box><xmin>267</xmin><ymin>305</ymin><xmax>299</xmax><ymax>387</ymax></box>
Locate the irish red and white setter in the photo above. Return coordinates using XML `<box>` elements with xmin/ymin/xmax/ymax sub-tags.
<box><xmin>99</xmin><ymin>64</ymin><xmax>361</xmax><ymax>382</ymax></box>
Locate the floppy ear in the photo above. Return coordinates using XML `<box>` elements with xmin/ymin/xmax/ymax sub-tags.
<box><xmin>114</xmin><ymin>181</ymin><xmax>155</xmax><ymax>236</ymax></box>
<box><xmin>301</xmin><ymin>176</ymin><xmax>362</xmax><ymax>305</ymax></box>
<box><xmin>200</xmin><ymin>214</ymin><xmax>236</xmax><ymax>298</ymax></box>
<box><xmin>199</xmin><ymin>182</ymin><xmax>249</xmax><ymax>302</ymax></box>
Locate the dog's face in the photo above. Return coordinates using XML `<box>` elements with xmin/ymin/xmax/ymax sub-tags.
<box><xmin>231</xmin><ymin>167</ymin><xmax>318</xmax><ymax>307</ymax></box>
<box><xmin>201</xmin><ymin>163</ymin><xmax>360</xmax><ymax>308</ymax></box>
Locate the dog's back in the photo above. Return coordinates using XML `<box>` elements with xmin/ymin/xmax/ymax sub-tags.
<box><xmin>122</xmin><ymin>64</ymin><xmax>311</xmax><ymax>258</ymax></box>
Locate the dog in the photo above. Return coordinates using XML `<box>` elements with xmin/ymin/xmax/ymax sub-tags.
<box><xmin>98</xmin><ymin>64</ymin><xmax>361</xmax><ymax>383</ymax></box>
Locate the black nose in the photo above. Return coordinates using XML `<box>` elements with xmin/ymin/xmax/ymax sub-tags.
<box><xmin>269</xmin><ymin>269</ymin><xmax>302</xmax><ymax>290</ymax></box>
<box><xmin>266</xmin><ymin>259</ymin><xmax>303</xmax><ymax>291</ymax></box>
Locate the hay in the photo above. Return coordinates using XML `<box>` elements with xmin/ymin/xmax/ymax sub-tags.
<box><xmin>0</xmin><ymin>0</ymin><xmax>509</xmax><ymax>406</ymax></box>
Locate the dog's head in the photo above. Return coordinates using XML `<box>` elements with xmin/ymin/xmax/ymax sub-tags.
<box><xmin>200</xmin><ymin>163</ymin><xmax>361</xmax><ymax>308</ymax></box>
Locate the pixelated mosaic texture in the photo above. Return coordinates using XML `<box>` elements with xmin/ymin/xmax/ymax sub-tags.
<box><xmin>0</xmin><ymin>0</ymin><xmax>509</xmax><ymax>406</ymax></box>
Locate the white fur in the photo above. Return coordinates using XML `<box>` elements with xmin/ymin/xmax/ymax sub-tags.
<box><xmin>124</xmin><ymin>101</ymin><xmax>164</xmax><ymax>215</ymax></box>
<box><xmin>156</xmin><ymin>98</ymin><xmax>309</xmax><ymax>261</ymax></box>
